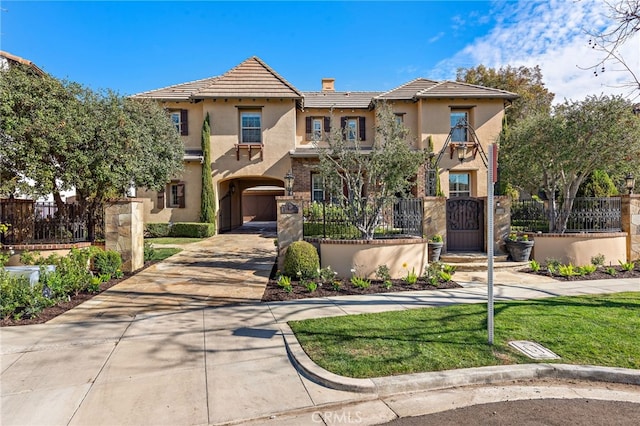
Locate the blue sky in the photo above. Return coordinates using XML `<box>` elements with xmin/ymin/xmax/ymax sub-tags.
<box><xmin>2</xmin><ymin>1</ymin><xmax>638</xmax><ymax>101</ymax></box>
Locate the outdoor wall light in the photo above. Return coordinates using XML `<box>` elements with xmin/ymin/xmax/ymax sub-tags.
<box><xmin>456</xmin><ymin>143</ymin><xmax>467</xmax><ymax>163</ymax></box>
<box><xmin>625</xmin><ymin>173</ymin><xmax>635</xmax><ymax>195</ymax></box>
<box><xmin>284</xmin><ymin>170</ymin><xmax>294</xmax><ymax>196</ymax></box>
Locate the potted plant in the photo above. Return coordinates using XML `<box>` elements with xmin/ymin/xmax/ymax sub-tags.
<box><xmin>428</xmin><ymin>234</ymin><xmax>444</xmax><ymax>262</ymax></box>
<box><xmin>504</xmin><ymin>232</ymin><xmax>534</xmax><ymax>262</ymax></box>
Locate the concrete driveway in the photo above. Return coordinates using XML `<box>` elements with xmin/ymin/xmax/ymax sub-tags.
<box><xmin>2</xmin><ymin>225</ymin><xmax>639</xmax><ymax>425</ymax></box>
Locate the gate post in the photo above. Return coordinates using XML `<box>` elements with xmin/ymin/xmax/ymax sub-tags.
<box><xmin>105</xmin><ymin>198</ymin><xmax>144</xmax><ymax>272</ymax></box>
<box><xmin>276</xmin><ymin>196</ymin><xmax>303</xmax><ymax>270</ymax></box>
<box><xmin>422</xmin><ymin>196</ymin><xmax>447</xmax><ymax>250</ymax></box>
<box><xmin>621</xmin><ymin>194</ymin><xmax>640</xmax><ymax>262</ymax></box>
<box><xmin>494</xmin><ymin>196</ymin><xmax>511</xmax><ymax>254</ymax></box>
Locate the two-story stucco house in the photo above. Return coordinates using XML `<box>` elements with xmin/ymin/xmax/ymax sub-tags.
<box><xmin>135</xmin><ymin>56</ymin><xmax>517</xmax><ymax>247</ymax></box>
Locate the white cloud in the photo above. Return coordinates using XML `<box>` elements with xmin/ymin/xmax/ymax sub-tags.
<box><xmin>432</xmin><ymin>0</ymin><xmax>640</xmax><ymax>102</ymax></box>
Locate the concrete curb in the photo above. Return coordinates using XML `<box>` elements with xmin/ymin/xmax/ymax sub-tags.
<box><xmin>282</xmin><ymin>323</ymin><xmax>640</xmax><ymax>396</ymax></box>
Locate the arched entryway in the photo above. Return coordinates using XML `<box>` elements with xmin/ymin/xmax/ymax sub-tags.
<box><xmin>218</xmin><ymin>177</ymin><xmax>284</xmax><ymax>232</ymax></box>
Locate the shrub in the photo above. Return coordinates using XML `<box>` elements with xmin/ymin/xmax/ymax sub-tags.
<box><xmin>591</xmin><ymin>254</ymin><xmax>605</xmax><ymax>267</ymax></box>
<box><xmin>303</xmin><ymin>280</ymin><xmax>318</xmax><ymax>293</ymax></box>
<box><xmin>1</xmin><ymin>270</ymin><xmax>53</xmax><ymax>320</ymax></box>
<box><xmin>170</xmin><ymin>222</ymin><xmax>215</xmax><ymax>238</ymax></box>
<box><xmin>576</xmin><ymin>265</ymin><xmax>597</xmax><ymax>275</ymax></box>
<box><xmin>350</xmin><ymin>276</ymin><xmax>371</xmax><ymax>288</ymax></box>
<box><xmin>530</xmin><ymin>259</ymin><xmax>541</xmax><ymax>273</ymax></box>
<box><xmin>619</xmin><ymin>260</ymin><xmax>635</xmax><ymax>272</ymax></box>
<box><xmin>145</xmin><ymin>223</ymin><xmax>172</xmax><ymax>238</ymax></box>
<box><xmin>93</xmin><ymin>250</ymin><xmax>122</xmax><ymax>278</ymax></box>
<box><xmin>283</xmin><ymin>241</ymin><xmax>319</xmax><ymax>279</ymax></box>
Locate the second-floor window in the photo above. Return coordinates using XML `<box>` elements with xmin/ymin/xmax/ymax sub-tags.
<box><xmin>241</xmin><ymin>111</ymin><xmax>262</xmax><ymax>143</ymax></box>
<box><xmin>170</xmin><ymin>110</ymin><xmax>189</xmax><ymax>136</ymax></box>
<box><xmin>312</xmin><ymin>119</ymin><xmax>322</xmax><ymax>141</ymax></box>
<box><xmin>340</xmin><ymin>116</ymin><xmax>366</xmax><ymax>141</ymax></box>
<box><xmin>450</xmin><ymin>110</ymin><xmax>468</xmax><ymax>142</ymax></box>
<box><xmin>346</xmin><ymin>118</ymin><xmax>357</xmax><ymax>141</ymax></box>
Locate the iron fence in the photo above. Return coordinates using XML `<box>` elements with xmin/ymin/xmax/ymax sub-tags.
<box><xmin>302</xmin><ymin>198</ymin><xmax>423</xmax><ymax>239</ymax></box>
<box><xmin>0</xmin><ymin>199</ymin><xmax>104</xmax><ymax>245</ymax></box>
<box><xmin>511</xmin><ymin>197</ymin><xmax>621</xmax><ymax>233</ymax></box>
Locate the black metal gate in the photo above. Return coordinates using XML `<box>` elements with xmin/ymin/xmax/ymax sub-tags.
<box><xmin>446</xmin><ymin>198</ymin><xmax>484</xmax><ymax>251</ymax></box>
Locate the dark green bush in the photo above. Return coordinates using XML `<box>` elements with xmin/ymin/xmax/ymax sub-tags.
<box><xmin>145</xmin><ymin>223</ymin><xmax>172</xmax><ymax>237</ymax></box>
<box><xmin>170</xmin><ymin>222</ymin><xmax>215</xmax><ymax>238</ymax></box>
<box><xmin>92</xmin><ymin>250</ymin><xmax>122</xmax><ymax>278</ymax></box>
<box><xmin>283</xmin><ymin>241</ymin><xmax>320</xmax><ymax>279</ymax></box>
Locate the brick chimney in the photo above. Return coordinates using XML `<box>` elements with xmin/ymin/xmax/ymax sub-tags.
<box><xmin>321</xmin><ymin>78</ymin><xmax>335</xmax><ymax>92</ymax></box>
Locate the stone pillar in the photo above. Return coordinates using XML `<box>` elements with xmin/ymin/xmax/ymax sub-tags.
<box><xmin>276</xmin><ymin>196</ymin><xmax>303</xmax><ymax>270</ymax></box>
<box><xmin>105</xmin><ymin>198</ymin><xmax>144</xmax><ymax>273</ymax></box>
<box><xmin>494</xmin><ymin>196</ymin><xmax>511</xmax><ymax>254</ymax></box>
<box><xmin>621</xmin><ymin>195</ymin><xmax>640</xmax><ymax>262</ymax></box>
<box><xmin>422</xmin><ymin>197</ymin><xmax>447</xmax><ymax>250</ymax></box>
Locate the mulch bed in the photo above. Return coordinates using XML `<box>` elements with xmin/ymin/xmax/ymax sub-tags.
<box><xmin>0</xmin><ymin>260</ymin><xmax>160</xmax><ymax>327</ymax></box>
<box><xmin>261</xmin><ymin>278</ymin><xmax>462</xmax><ymax>302</ymax></box>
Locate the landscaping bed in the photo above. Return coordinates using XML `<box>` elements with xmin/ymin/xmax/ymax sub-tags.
<box><xmin>0</xmin><ymin>260</ymin><xmax>159</xmax><ymax>327</ymax></box>
<box><xmin>526</xmin><ymin>262</ymin><xmax>640</xmax><ymax>281</ymax></box>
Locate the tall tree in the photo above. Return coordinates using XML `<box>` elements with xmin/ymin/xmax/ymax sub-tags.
<box><xmin>200</xmin><ymin>113</ymin><xmax>216</xmax><ymax>224</ymax></box>
<box><xmin>317</xmin><ymin>102</ymin><xmax>428</xmax><ymax>240</ymax></box>
<box><xmin>501</xmin><ymin>95</ymin><xmax>640</xmax><ymax>233</ymax></box>
<box><xmin>1</xmin><ymin>64</ymin><xmax>184</xmax><ymax>237</ymax></box>
<box><xmin>582</xmin><ymin>0</ymin><xmax>640</xmax><ymax>97</ymax></box>
<box><xmin>456</xmin><ymin>64</ymin><xmax>555</xmax><ymax>125</ymax></box>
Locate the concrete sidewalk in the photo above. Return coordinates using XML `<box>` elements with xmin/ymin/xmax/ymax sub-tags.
<box><xmin>1</xmin><ymin>230</ymin><xmax>639</xmax><ymax>425</ymax></box>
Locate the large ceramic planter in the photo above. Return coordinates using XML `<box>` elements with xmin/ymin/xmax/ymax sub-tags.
<box><xmin>428</xmin><ymin>241</ymin><xmax>444</xmax><ymax>262</ymax></box>
<box><xmin>505</xmin><ymin>239</ymin><xmax>534</xmax><ymax>262</ymax></box>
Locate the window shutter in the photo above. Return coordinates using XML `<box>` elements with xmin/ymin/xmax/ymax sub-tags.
<box><xmin>324</xmin><ymin>116</ymin><xmax>330</xmax><ymax>132</ymax></box>
<box><xmin>305</xmin><ymin>117</ymin><xmax>312</xmax><ymax>134</ymax></box>
<box><xmin>157</xmin><ymin>188</ymin><xmax>165</xmax><ymax>209</ymax></box>
<box><xmin>340</xmin><ymin>117</ymin><xmax>347</xmax><ymax>139</ymax></box>
<box><xmin>180</xmin><ymin>110</ymin><xmax>189</xmax><ymax>136</ymax></box>
<box><xmin>177</xmin><ymin>183</ymin><xmax>186</xmax><ymax>208</ymax></box>
<box><xmin>359</xmin><ymin>117</ymin><xmax>366</xmax><ymax>141</ymax></box>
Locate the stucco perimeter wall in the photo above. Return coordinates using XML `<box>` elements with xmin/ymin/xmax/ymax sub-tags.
<box><xmin>531</xmin><ymin>233</ymin><xmax>627</xmax><ymax>266</ymax></box>
<box><xmin>319</xmin><ymin>239</ymin><xmax>429</xmax><ymax>279</ymax></box>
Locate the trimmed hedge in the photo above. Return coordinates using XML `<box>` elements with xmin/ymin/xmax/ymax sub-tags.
<box><xmin>145</xmin><ymin>223</ymin><xmax>171</xmax><ymax>237</ymax></box>
<box><xmin>92</xmin><ymin>250</ymin><xmax>122</xmax><ymax>277</ymax></box>
<box><xmin>170</xmin><ymin>222</ymin><xmax>215</xmax><ymax>238</ymax></box>
<box><xmin>145</xmin><ymin>222</ymin><xmax>216</xmax><ymax>238</ymax></box>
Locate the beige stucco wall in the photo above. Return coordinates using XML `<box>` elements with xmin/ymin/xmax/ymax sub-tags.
<box><xmin>139</xmin><ymin>161</ymin><xmax>203</xmax><ymax>224</ymax></box>
<box><xmin>531</xmin><ymin>233</ymin><xmax>627</xmax><ymax>266</ymax></box>
<box><xmin>319</xmin><ymin>239</ymin><xmax>429</xmax><ymax>279</ymax></box>
<box><xmin>296</xmin><ymin>107</ymin><xmax>376</xmax><ymax>149</ymax></box>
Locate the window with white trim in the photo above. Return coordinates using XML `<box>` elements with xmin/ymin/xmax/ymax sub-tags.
<box><xmin>346</xmin><ymin>118</ymin><xmax>357</xmax><ymax>141</ymax></box>
<box><xmin>240</xmin><ymin>111</ymin><xmax>262</xmax><ymax>143</ymax></box>
<box><xmin>311</xmin><ymin>174</ymin><xmax>325</xmax><ymax>202</ymax></box>
<box><xmin>450</xmin><ymin>110</ymin><xmax>468</xmax><ymax>142</ymax></box>
<box><xmin>449</xmin><ymin>173</ymin><xmax>471</xmax><ymax>198</ymax></box>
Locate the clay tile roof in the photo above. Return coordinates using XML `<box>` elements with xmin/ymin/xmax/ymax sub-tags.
<box><xmin>195</xmin><ymin>56</ymin><xmax>302</xmax><ymax>99</ymax></box>
<box><xmin>132</xmin><ymin>56</ymin><xmax>303</xmax><ymax>100</ymax></box>
<box><xmin>302</xmin><ymin>91</ymin><xmax>381</xmax><ymax>109</ymax></box>
<box><xmin>131</xmin><ymin>76</ymin><xmax>221</xmax><ymax>100</ymax></box>
<box><xmin>0</xmin><ymin>50</ymin><xmax>46</xmax><ymax>75</ymax></box>
<box><xmin>376</xmin><ymin>78</ymin><xmax>440</xmax><ymax>100</ymax></box>
<box><xmin>376</xmin><ymin>78</ymin><xmax>518</xmax><ymax>100</ymax></box>
<box><xmin>416</xmin><ymin>80</ymin><xmax>518</xmax><ymax>99</ymax></box>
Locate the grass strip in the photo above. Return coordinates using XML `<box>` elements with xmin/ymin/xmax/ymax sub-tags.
<box><xmin>289</xmin><ymin>292</ymin><xmax>640</xmax><ymax>378</ymax></box>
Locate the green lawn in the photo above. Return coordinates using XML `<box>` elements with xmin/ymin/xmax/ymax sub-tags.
<box><xmin>289</xmin><ymin>292</ymin><xmax>640</xmax><ymax>378</ymax></box>
<box><xmin>145</xmin><ymin>237</ymin><xmax>205</xmax><ymax>245</ymax></box>
<box><xmin>148</xmin><ymin>247</ymin><xmax>182</xmax><ymax>261</ymax></box>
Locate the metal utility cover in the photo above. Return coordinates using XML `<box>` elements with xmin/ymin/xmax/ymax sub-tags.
<box><xmin>508</xmin><ymin>340</ymin><xmax>560</xmax><ymax>359</ymax></box>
